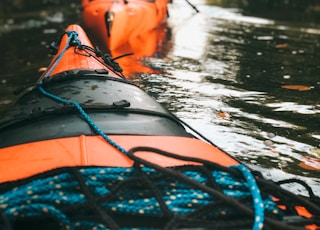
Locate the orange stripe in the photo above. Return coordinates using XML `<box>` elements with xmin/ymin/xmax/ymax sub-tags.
<box><xmin>0</xmin><ymin>135</ymin><xmax>238</xmax><ymax>183</ymax></box>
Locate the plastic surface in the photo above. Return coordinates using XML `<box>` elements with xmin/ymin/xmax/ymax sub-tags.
<box><xmin>81</xmin><ymin>0</ymin><xmax>168</xmax><ymax>50</ymax></box>
<box><xmin>0</xmin><ymin>135</ymin><xmax>238</xmax><ymax>183</ymax></box>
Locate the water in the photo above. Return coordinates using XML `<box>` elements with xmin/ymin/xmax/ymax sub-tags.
<box><xmin>0</xmin><ymin>0</ymin><xmax>319</xmax><ymax>194</ymax></box>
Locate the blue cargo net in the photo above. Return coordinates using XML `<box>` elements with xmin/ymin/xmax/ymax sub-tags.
<box><xmin>0</xmin><ymin>146</ymin><xmax>319</xmax><ymax>229</ymax></box>
<box><xmin>0</xmin><ymin>165</ymin><xmax>279</xmax><ymax>230</ymax></box>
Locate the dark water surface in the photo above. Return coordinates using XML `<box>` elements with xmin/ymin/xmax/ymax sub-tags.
<box><xmin>0</xmin><ymin>1</ymin><xmax>319</xmax><ymax>194</ymax></box>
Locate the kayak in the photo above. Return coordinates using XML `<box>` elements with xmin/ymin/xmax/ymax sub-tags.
<box><xmin>0</xmin><ymin>24</ymin><xmax>319</xmax><ymax>230</ymax></box>
<box><xmin>109</xmin><ymin>22</ymin><xmax>169</xmax><ymax>77</ymax></box>
<box><xmin>81</xmin><ymin>0</ymin><xmax>169</xmax><ymax>51</ymax></box>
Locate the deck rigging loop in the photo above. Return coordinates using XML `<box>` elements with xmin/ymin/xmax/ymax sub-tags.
<box><xmin>44</xmin><ymin>30</ymin><xmax>127</xmax><ymax>81</ymax></box>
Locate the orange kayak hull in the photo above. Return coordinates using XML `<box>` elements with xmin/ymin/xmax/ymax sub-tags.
<box><xmin>0</xmin><ymin>135</ymin><xmax>237</xmax><ymax>183</ymax></box>
<box><xmin>81</xmin><ymin>0</ymin><xmax>169</xmax><ymax>50</ymax></box>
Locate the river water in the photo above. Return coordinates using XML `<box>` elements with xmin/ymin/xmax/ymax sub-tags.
<box><xmin>0</xmin><ymin>0</ymin><xmax>319</xmax><ymax>194</ymax></box>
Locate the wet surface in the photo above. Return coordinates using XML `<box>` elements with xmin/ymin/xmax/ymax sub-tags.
<box><xmin>0</xmin><ymin>0</ymin><xmax>319</xmax><ymax>194</ymax></box>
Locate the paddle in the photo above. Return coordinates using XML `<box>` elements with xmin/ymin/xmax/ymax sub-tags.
<box><xmin>185</xmin><ymin>0</ymin><xmax>199</xmax><ymax>13</ymax></box>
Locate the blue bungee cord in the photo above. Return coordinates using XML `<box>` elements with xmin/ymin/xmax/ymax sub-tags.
<box><xmin>38</xmin><ymin>31</ymin><xmax>80</xmax><ymax>82</ymax></box>
<box><xmin>231</xmin><ymin>164</ymin><xmax>265</xmax><ymax>230</ymax></box>
<box><xmin>38</xmin><ymin>86</ymin><xmax>128</xmax><ymax>155</ymax></box>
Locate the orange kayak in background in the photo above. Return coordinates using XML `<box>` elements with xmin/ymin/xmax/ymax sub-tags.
<box><xmin>0</xmin><ymin>24</ymin><xmax>319</xmax><ymax>230</ymax></box>
<box><xmin>81</xmin><ymin>0</ymin><xmax>169</xmax><ymax>51</ymax></box>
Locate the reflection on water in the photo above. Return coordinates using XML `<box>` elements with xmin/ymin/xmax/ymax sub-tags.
<box><xmin>0</xmin><ymin>0</ymin><xmax>319</xmax><ymax>194</ymax></box>
<box><xmin>140</xmin><ymin>1</ymin><xmax>320</xmax><ymax>193</ymax></box>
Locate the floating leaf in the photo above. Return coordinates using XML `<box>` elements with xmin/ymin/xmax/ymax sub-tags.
<box><xmin>270</xmin><ymin>148</ymin><xmax>278</xmax><ymax>153</ymax></box>
<box><xmin>281</xmin><ymin>85</ymin><xmax>311</xmax><ymax>91</ymax></box>
<box><xmin>216</xmin><ymin>112</ymin><xmax>231</xmax><ymax>119</ymax></box>
<box><xmin>299</xmin><ymin>156</ymin><xmax>320</xmax><ymax>171</ymax></box>
<box><xmin>38</xmin><ymin>67</ymin><xmax>47</xmax><ymax>72</ymax></box>
<box><xmin>310</xmin><ymin>147</ymin><xmax>320</xmax><ymax>156</ymax></box>
<box><xmin>276</xmin><ymin>43</ymin><xmax>288</xmax><ymax>49</ymax></box>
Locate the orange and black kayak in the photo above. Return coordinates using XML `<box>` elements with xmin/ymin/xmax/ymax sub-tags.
<box><xmin>0</xmin><ymin>24</ymin><xmax>319</xmax><ymax>230</ymax></box>
<box><xmin>81</xmin><ymin>0</ymin><xmax>169</xmax><ymax>51</ymax></box>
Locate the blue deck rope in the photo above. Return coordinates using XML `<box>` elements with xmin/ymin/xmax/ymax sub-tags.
<box><xmin>38</xmin><ymin>86</ymin><xmax>128</xmax><ymax>155</ymax></box>
<box><xmin>40</xmin><ymin>31</ymin><xmax>80</xmax><ymax>82</ymax></box>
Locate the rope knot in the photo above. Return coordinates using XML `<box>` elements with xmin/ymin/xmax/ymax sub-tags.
<box><xmin>66</xmin><ymin>30</ymin><xmax>81</xmax><ymax>47</ymax></box>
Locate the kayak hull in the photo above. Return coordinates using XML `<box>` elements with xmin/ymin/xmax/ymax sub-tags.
<box><xmin>81</xmin><ymin>0</ymin><xmax>169</xmax><ymax>50</ymax></box>
<box><xmin>0</xmin><ymin>135</ymin><xmax>237</xmax><ymax>183</ymax></box>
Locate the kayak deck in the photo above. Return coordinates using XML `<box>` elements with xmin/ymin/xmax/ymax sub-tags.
<box><xmin>0</xmin><ymin>72</ymin><xmax>191</xmax><ymax>148</ymax></box>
